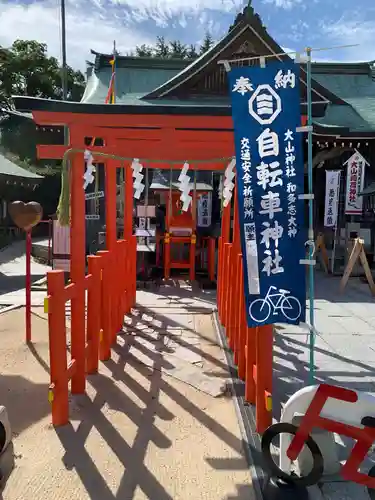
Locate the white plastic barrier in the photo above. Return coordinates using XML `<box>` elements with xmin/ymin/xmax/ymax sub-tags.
<box><xmin>279</xmin><ymin>385</ymin><xmax>375</xmax><ymax>473</ymax></box>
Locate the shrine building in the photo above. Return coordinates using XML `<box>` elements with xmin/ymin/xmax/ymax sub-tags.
<box><xmin>9</xmin><ymin>2</ymin><xmax>375</xmax><ymax>276</ymax></box>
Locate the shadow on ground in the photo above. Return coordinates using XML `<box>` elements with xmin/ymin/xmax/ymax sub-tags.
<box><xmin>0</xmin><ymin>273</ymin><xmax>45</xmax><ymax>295</ymax></box>
<box><xmin>3</xmin><ymin>292</ymin><xmax>260</xmax><ymax>499</ymax></box>
<box><xmin>53</xmin><ymin>304</ymin><xmax>263</xmax><ymax>499</ymax></box>
<box><xmin>0</xmin><ymin>375</ymin><xmax>50</xmax><ymax>438</ymax></box>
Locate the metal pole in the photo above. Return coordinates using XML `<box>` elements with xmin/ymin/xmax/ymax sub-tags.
<box><xmin>331</xmin><ymin>171</ymin><xmax>341</xmax><ymax>274</ymax></box>
<box><xmin>60</xmin><ymin>0</ymin><xmax>67</xmax><ymax>101</ymax></box>
<box><xmin>25</xmin><ymin>229</ymin><xmax>32</xmax><ymax>343</ymax></box>
<box><xmin>60</xmin><ymin>0</ymin><xmax>69</xmax><ymax>151</ymax></box>
<box><xmin>113</xmin><ymin>40</ymin><xmax>116</xmax><ymax>104</ymax></box>
<box><xmin>306</xmin><ymin>47</ymin><xmax>315</xmax><ymax>384</ymax></box>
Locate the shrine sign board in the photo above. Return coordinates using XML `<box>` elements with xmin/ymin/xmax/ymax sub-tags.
<box><xmin>228</xmin><ymin>60</ymin><xmax>306</xmax><ymax>327</ymax></box>
<box><xmin>344</xmin><ymin>151</ymin><xmax>368</xmax><ymax>215</ymax></box>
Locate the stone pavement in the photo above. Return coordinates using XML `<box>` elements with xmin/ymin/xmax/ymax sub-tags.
<box><xmin>3</xmin><ymin>236</ymin><xmax>375</xmax><ymax>499</ymax></box>
<box><xmin>0</xmin><ymin>288</ymin><xmax>255</xmax><ymax>500</ymax></box>
<box><xmin>274</xmin><ymin>271</ymin><xmax>375</xmax><ymax>500</ymax></box>
<box><xmin>0</xmin><ymin>239</ymin><xmax>50</xmax><ymax>306</ymax></box>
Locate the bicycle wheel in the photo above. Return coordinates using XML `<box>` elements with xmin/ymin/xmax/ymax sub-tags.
<box><xmin>280</xmin><ymin>296</ymin><xmax>301</xmax><ymax>322</ymax></box>
<box><xmin>249</xmin><ymin>299</ymin><xmax>271</xmax><ymax>323</ymax></box>
<box><xmin>261</xmin><ymin>422</ymin><xmax>324</xmax><ymax>487</ymax></box>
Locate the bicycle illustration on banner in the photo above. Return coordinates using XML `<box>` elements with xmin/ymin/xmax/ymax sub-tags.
<box><xmin>228</xmin><ymin>58</ymin><xmax>307</xmax><ymax>328</ymax></box>
<box><xmin>249</xmin><ymin>285</ymin><xmax>301</xmax><ymax>323</ymax></box>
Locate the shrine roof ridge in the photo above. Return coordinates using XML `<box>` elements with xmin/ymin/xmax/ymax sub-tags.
<box><xmin>89</xmin><ymin>49</ymin><xmax>192</xmax><ymax>72</ymax></box>
<box><xmin>311</xmin><ymin>60</ymin><xmax>375</xmax><ymax>75</ymax></box>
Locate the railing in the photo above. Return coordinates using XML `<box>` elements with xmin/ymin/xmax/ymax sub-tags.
<box><xmin>45</xmin><ymin>236</ymin><xmax>136</xmax><ymax>426</ymax></box>
<box><xmin>217</xmin><ymin>207</ymin><xmax>273</xmax><ymax>435</ymax></box>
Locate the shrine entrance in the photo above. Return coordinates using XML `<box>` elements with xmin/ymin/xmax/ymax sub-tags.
<box><xmin>45</xmin><ymin>145</ymin><xmax>234</xmax><ymax>426</ymax></box>
<box><xmin>57</xmin><ymin>148</ymin><xmax>231</xmax><ymax>285</ymax></box>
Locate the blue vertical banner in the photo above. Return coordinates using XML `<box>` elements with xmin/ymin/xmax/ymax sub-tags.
<box><xmin>228</xmin><ymin>60</ymin><xmax>306</xmax><ymax>327</ymax></box>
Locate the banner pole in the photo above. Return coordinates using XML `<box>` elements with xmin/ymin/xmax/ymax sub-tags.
<box><xmin>331</xmin><ymin>171</ymin><xmax>341</xmax><ymax>274</ymax></box>
<box><xmin>306</xmin><ymin>47</ymin><xmax>315</xmax><ymax>385</ymax></box>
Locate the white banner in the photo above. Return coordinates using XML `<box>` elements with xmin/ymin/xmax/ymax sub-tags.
<box><xmin>324</xmin><ymin>170</ymin><xmax>341</xmax><ymax>228</ymax></box>
<box><xmin>344</xmin><ymin>151</ymin><xmax>368</xmax><ymax>215</ymax></box>
<box><xmin>197</xmin><ymin>192</ymin><xmax>212</xmax><ymax>227</ymax></box>
<box><xmin>52</xmin><ymin>220</ymin><xmax>70</xmax><ymax>271</ymax></box>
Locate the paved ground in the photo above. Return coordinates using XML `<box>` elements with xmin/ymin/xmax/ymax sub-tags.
<box><xmin>2</xmin><ymin>239</ymin><xmax>375</xmax><ymax>499</ymax></box>
<box><xmin>274</xmin><ymin>272</ymin><xmax>375</xmax><ymax>500</ymax></box>
<box><xmin>0</xmin><ymin>292</ymin><xmax>254</xmax><ymax>500</ymax></box>
<box><xmin>0</xmin><ymin>240</ymin><xmax>50</xmax><ymax>306</ymax></box>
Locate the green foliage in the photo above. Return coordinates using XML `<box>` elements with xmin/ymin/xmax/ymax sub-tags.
<box><xmin>0</xmin><ymin>40</ymin><xmax>80</xmax><ymax>212</ymax></box>
<box><xmin>187</xmin><ymin>44</ymin><xmax>199</xmax><ymax>59</ymax></box>
<box><xmin>134</xmin><ymin>44</ymin><xmax>154</xmax><ymax>58</ymax></box>
<box><xmin>0</xmin><ymin>39</ymin><xmax>85</xmax><ymax>108</ymax></box>
<box><xmin>134</xmin><ymin>31</ymin><xmax>215</xmax><ymax>60</ymax></box>
<box><xmin>199</xmin><ymin>32</ymin><xmax>215</xmax><ymax>55</ymax></box>
<box><xmin>154</xmin><ymin>36</ymin><xmax>170</xmax><ymax>58</ymax></box>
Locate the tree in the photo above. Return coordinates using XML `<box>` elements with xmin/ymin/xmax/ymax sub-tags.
<box><xmin>0</xmin><ymin>39</ymin><xmax>85</xmax><ymax>108</ymax></box>
<box><xmin>169</xmin><ymin>40</ymin><xmax>188</xmax><ymax>59</ymax></box>
<box><xmin>135</xmin><ymin>44</ymin><xmax>154</xmax><ymax>58</ymax></box>
<box><xmin>134</xmin><ymin>33</ymin><xmax>214</xmax><ymax>60</ymax></box>
<box><xmin>199</xmin><ymin>32</ymin><xmax>215</xmax><ymax>55</ymax></box>
<box><xmin>187</xmin><ymin>44</ymin><xmax>199</xmax><ymax>59</ymax></box>
<box><xmin>155</xmin><ymin>36</ymin><xmax>170</xmax><ymax>58</ymax></box>
<box><xmin>0</xmin><ymin>40</ymin><xmax>85</xmax><ymax>214</ymax></box>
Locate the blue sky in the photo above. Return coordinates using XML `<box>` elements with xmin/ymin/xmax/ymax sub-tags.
<box><xmin>0</xmin><ymin>0</ymin><xmax>374</xmax><ymax>70</ymax></box>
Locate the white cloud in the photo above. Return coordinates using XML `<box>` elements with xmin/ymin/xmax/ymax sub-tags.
<box><xmin>0</xmin><ymin>0</ymin><xmax>247</xmax><ymax>71</ymax></box>
<box><xmin>320</xmin><ymin>14</ymin><xmax>375</xmax><ymax>61</ymax></box>
<box><xmin>0</xmin><ymin>1</ymin><xmax>157</xmax><ymax>71</ymax></box>
<box><xmin>262</xmin><ymin>0</ymin><xmax>302</xmax><ymax>9</ymax></box>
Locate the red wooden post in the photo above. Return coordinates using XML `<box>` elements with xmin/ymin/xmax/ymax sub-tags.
<box><xmin>255</xmin><ymin>324</ymin><xmax>273</xmax><ymax>434</ymax></box>
<box><xmin>47</xmin><ymin>270</ymin><xmax>69</xmax><ymax>426</ymax></box>
<box><xmin>217</xmin><ymin>237</ymin><xmax>223</xmax><ymax>317</ymax></box>
<box><xmin>70</xmin><ymin>150</ymin><xmax>86</xmax><ymax>394</ymax></box>
<box><xmin>164</xmin><ymin>232</ymin><xmax>171</xmax><ymax>280</ymax></box>
<box><xmin>105</xmin><ymin>159</ymin><xmax>118</xmax><ymax>342</ymax></box>
<box><xmin>233</xmin><ymin>253</ymin><xmax>242</xmax><ymax>365</ymax></box>
<box><xmin>237</xmin><ymin>256</ymin><xmax>246</xmax><ymax>380</ymax></box>
<box><xmin>223</xmin><ymin>243</ymin><xmax>232</xmax><ymax>330</ymax></box>
<box><xmin>121</xmin><ymin>239</ymin><xmax>128</xmax><ymax>321</ymax></box>
<box><xmin>227</xmin><ymin>252</ymin><xmax>235</xmax><ymax>350</ymax></box>
<box><xmin>126</xmin><ymin>239</ymin><xmax>132</xmax><ymax>313</ymax></box>
<box><xmin>97</xmin><ymin>250</ymin><xmax>111</xmax><ymax>361</ymax></box>
<box><xmin>189</xmin><ymin>234</ymin><xmax>196</xmax><ymax>282</ymax></box>
<box><xmin>131</xmin><ymin>235</ymin><xmax>137</xmax><ymax>307</ymax></box>
<box><xmin>124</xmin><ymin>162</ymin><xmax>133</xmax><ymax>241</ymax></box>
<box><xmin>245</xmin><ymin>327</ymin><xmax>256</xmax><ymax>404</ymax></box>
<box><xmin>117</xmin><ymin>241</ymin><xmax>124</xmax><ymax>317</ymax></box>
<box><xmin>25</xmin><ymin>229</ymin><xmax>32</xmax><ymax>343</ymax></box>
<box><xmin>229</xmin><ymin>192</ymin><xmax>240</xmax><ymax>353</ymax></box>
<box><xmin>219</xmin><ymin>200</ymin><xmax>231</xmax><ymax>325</ymax></box>
<box><xmin>123</xmin><ymin>161</ymin><xmax>135</xmax><ymax>311</ymax></box>
<box><xmin>221</xmin><ymin>243</ymin><xmax>228</xmax><ymax>327</ymax></box>
<box><xmin>87</xmin><ymin>255</ymin><xmax>101</xmax><ymax>374</ymax></box>
<box><xmin>122</xmin><ymin>239</ymin><xmax>129</xmax><ymax>314</ymax></box>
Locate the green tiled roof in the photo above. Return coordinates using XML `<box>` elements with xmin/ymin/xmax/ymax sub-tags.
<box><xmin>313</xmin><ymin>103</ymin><xmax>370</xmax><ymax>132</ymax></box>
<box><xmin>312</xmin><ymin>63</ymin><xmax>375</xmax><ymax>132</ymax></box>
<box><xmin>116</xmin><ymin>92</ymin><xmax>230</xmax><ymax>108</ymax></box>
<box><xmin>82</xmin><ymin>57</ymin><xmax>191</xmax><ymax>104</ymax></box>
